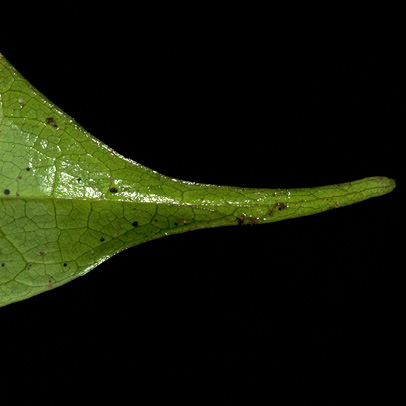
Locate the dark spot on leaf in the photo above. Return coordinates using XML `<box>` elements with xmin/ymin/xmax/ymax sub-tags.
<box><xmin>237</xmin><ymin>215</ymin><xmax>245</xmax><ymax>225</ymax></box>
<box><xmin>18</xmin><ymin>175</ymin><xmax>22</xmax><ymax>179</ymax></box>
<box><xmin>132</xmin><ymin>221</ymin><xmax>139</xmax><ymax>227</ymax></box>
<box><xmin>278</xmin><ymin>203</ymin><xmax>288</xmax><ymax>211</ymax></box>
<box><xmin>100</xmin><ymin>237</ymin><xmax>105</xmax><ymax>242</ymax></box>
<box><xmin>63</xmin><ymin>263</ymin><xmax>67</xmax><ymax>267</ymax></box>
<box><xmin>46</xmin><ymin>117</ymin><xmax>58</xmax><ymax>127</ymax></box>
<box><xmin>174</xmin><ymin>222</ymin><xmax>178</xmax><ymax>226</ymax></box>
<box><xmin>26</xmin><ymin>167</ymin><xmax>31</xmax><ymax>171</ymax></box>
<box><xmin>1</xmin><ymin>263</ymin><xmax>4</xmax><ymax>267</ymax></box>
<box><xmin>4</xmin><ymin>189</ymin><xmax>10</xmax><ymax>195</ymax></box>
<box><xmin>77</xmin><ymin>178</ymin><xmax>81</xmax><ymax>182</ymax></box>
<box><xmin>270</xmin><ymin>202</ymin><xmax>289</xmax><ymax>216</ymax></box>
<box><xmin>110</xmin><ymin>187</ymin><xmax>118</xmax><ymax>193</ymax></box>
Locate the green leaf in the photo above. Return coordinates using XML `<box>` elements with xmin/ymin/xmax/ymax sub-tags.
<box><xmin>0</xmin><ymin>53</ymin><xmax>395</xmax><ymax>307</ymax></box>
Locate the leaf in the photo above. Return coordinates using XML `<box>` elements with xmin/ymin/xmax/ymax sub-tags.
<box><xmin>0</xmin><ymin>53</ymin><xmax>395</xmax><ymax>307</ymax></box>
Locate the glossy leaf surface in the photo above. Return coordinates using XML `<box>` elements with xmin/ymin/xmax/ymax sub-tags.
<box><xmin>0</xmin><ymin>54</ymin><xmax>395</xmax><ymax>307</ymax></box>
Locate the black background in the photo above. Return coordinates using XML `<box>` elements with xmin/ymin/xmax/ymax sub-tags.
<box><xmin>1</xmin><ymin>7</ymin><xmax>403</xmax><ymax>405</ymax></box>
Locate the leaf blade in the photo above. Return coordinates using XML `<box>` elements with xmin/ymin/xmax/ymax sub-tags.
<box><xmin>0</xmin><ymin>53</ymin><xmax>395</xmax><ymax>307</ymax></box>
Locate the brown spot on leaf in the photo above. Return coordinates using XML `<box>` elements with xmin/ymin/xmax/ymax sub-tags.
<box><xmin>249</xmin><ymin>217</ymin><xmax>258</xmax><ymax>225</ymax></box>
